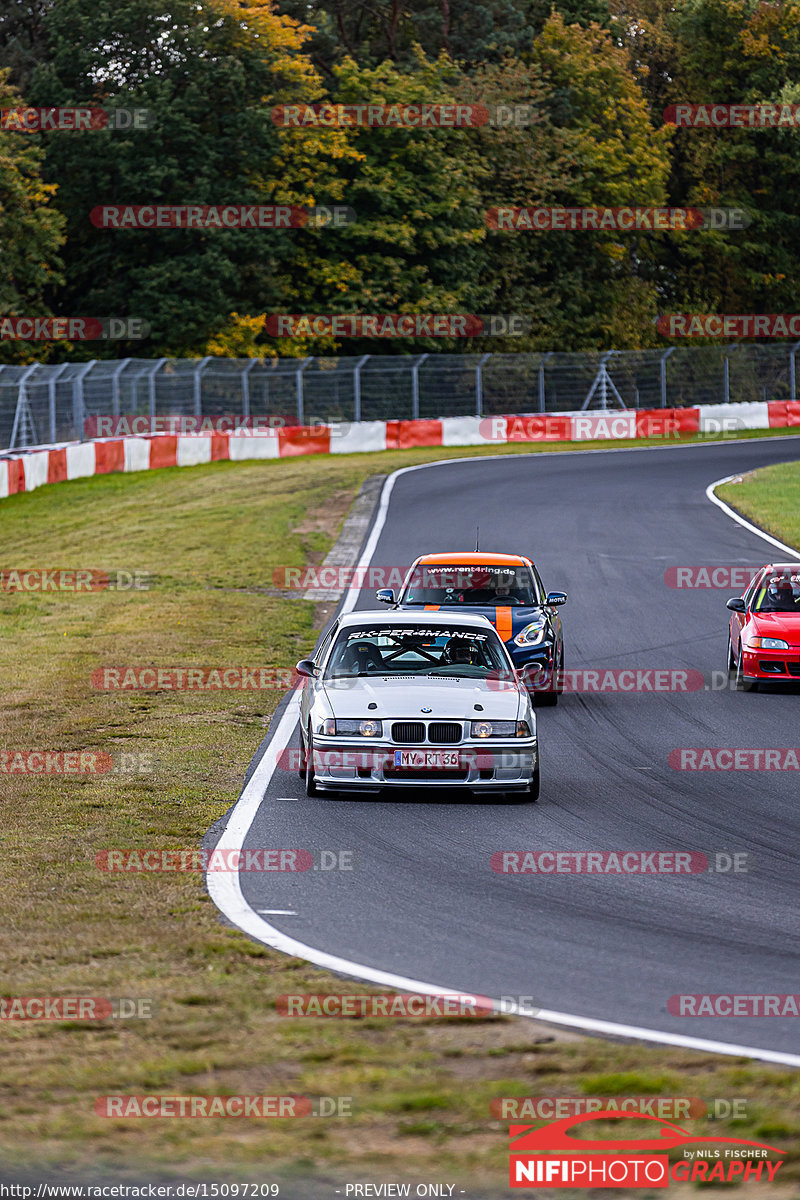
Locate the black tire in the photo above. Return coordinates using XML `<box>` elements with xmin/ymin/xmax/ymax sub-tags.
<box><xmin>304</xmin><ymin>729</ymin><xmax>318</xmax><ymax>795</ymax></box>
<box><xmin>528</xmin><ymin>761</ymin><xmax>540</xmax><ymax>802</ymax></box>
<box><xmin>727</xmin><ymin>634</ymin><xmax>736</xmax><ymax>683</ymax></box>
<box><xmin>297</xmin><ymin>738</ymin><xmax>306</xmax><ymax>781</ymax></box>
<box><xmin>735</xmin><ymin>651</ymin><xmax>757</xmax><ymax>693</ymax></box>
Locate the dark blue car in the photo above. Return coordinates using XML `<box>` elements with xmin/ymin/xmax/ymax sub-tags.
<box><xmin>377</xmin><ymin>552</ymin><xmax>567</xmax><ymax>703</ymax></box>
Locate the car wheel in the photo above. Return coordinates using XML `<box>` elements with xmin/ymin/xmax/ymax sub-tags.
<box><xmin>727</xmin><ymin>634</ymin><xmax>736</xmax><ymax>683</ymax></box>
<box><xmin>555</xmin><ymin>645</ymin><xmax>564</xmax><ymax>695</ymax></box>
<box><xmin>297</xmin><ymin>736</ymin><xmax>306</xmax><ymax>780</ymax></box>
<box><xmin>304</xmin><ymin>728</ymin><xmax>318</xmax><ymax>796</ymax></box>
<box><xmin>535</xmin><ymin>660</ymin><xmax>559</xmax><ymax>706</ymax></box>
<box><xmin>528</xmin><ymin>761</ymin><xmax>540</xmax><ymax>802</ymax></box>
<box><xmin>735</xmin><ymin>651</ymin><xmax>757</xmax><ymax>693</ymax></box>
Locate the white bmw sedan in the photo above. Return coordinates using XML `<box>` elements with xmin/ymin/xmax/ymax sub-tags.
<box><xmin>296</xmin><ymin>611</ymin><xmax>539</xmax><ymax>799</ymax></box>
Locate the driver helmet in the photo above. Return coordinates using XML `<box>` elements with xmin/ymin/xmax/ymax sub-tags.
<box><xmin>443</xmin><ymin>637</ymin><xmax>479</xmax><ymax>665</ymax></box>
<box><xmin>767</xmin><ymin>574</ymin><xmax>795</xmax><ymax>605</ymax></box>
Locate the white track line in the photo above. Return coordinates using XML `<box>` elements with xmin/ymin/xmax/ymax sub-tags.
<box><xmin>207</xmin><ymin>446</ymin><xmax>800</xmax><ymax>1068</ymax></box>
<box><xmin>706</xmin><ymin>473</ymin><xmax>800</xmax><ymax>557</ymax></box>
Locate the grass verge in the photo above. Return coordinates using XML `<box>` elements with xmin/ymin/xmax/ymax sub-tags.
<box><xmin>717</xmin><ymin>460</ymin><xmax>800</xmax><ymax>551</ymax></box>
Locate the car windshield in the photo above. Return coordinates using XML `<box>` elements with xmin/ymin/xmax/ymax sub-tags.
<box><xmin>753</xmin><ymin>568</ymin><xmax>800</xmax><ymax>612</ymax></box>
<box><xmin>400</xmin><ymin>564</ymin><xmax>537</xmax><ymax>607</ymax></box>
<box><xmin>323</xmin><ymin>625</ymin><xmax>515</xmax><ymax>679</ymax></box>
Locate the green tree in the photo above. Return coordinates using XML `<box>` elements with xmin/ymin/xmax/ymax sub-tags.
<box><xmin>3</xmin><ymin>0</ymin><xmax>356</xmax><ymax>358</ymax></box>
<box><xmin>614</xmin><ymin>0</ymin><xmax>800</xmax><ymax>326</ymax></box>
<box><xmin>0</xmin><ymin>67</ymin><xmax>65</xmax><ymax>364</ymax></box>
<box><xmin>482</xmin><ymin>16</ymin><xmax>676</xmax><ymax>350</ymax></box>
<box><xmin>275</xmin><ymin>0</ymin><xmax>610</xmax><ymax>76</ymax></box>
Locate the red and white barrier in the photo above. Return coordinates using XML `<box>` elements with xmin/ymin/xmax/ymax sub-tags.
<box><xmin>1</xmin><ymin>400</ymin><xmax>798</xmax><ymax>502</ymax></box>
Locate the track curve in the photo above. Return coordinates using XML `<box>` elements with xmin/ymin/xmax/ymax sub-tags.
<box><xmin>210</xmin><ymin>438</ymin><xmax>800</xmax><ymax>1060</ymax></box>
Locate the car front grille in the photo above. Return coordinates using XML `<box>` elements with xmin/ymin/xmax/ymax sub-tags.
<box><xmin>787</xmin><ymin>661</ymin><xmax>800</xmax><ymax>676</ymax></box>
<box><xmin>428</xmin><ymin>721</ymin><xmax>462</xmax><ymax>744</ymax></box>
<box><xmin>390</xmin><ymin>720</ymin><xmax>464</xmax><ymax>744</ymax></box>
<box><xmin>392</xmin><ymin>721</ymin><xmax>425</xmax><ymax>743</ymax></box>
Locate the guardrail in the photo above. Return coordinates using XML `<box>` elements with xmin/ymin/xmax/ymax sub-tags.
<box><xmin>3</xmin><ymin>343</ymin><xmax>800</xmax><ymax>452</ymax></box>
<box><xmin>2</xmin><ymin>400</ymin><xmax>799</xmax><ymax>502</ymax></box>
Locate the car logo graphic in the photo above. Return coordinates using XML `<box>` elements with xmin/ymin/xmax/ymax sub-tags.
<box><xmin>510</xmin><ymin>1110</ymin><xmax>784</xmax><ymax>1154</ymax></box>
<box><xmin>508</xmin><ymin>1111</ymin><xmax>785</xmax><ymax>1189</ymax></box>
<box><xmin>420</xmin><ymin>707</ymin><xmax>432</xmax><ymax>713</ymax></box>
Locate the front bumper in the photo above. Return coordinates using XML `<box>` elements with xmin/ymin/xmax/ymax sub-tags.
<box><xmin>311</xmin><ymin>738</ymin><xmax>538</xmax><ymax>793</ymax></box>
<box><xmin>742</xmin><ymin>647</ymin><xmax>800</xmax><ymax>681</ymax></box>
<box><xmin>510</xmin><ymin>644</ymin><xmax>557</xmax><ymax>691</ymax></box>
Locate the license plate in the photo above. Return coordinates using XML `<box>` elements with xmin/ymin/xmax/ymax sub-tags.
<box><xmin>393</xmin><ymin>750</ymin><xmax>460</xmax><ymax>769</ymax></box>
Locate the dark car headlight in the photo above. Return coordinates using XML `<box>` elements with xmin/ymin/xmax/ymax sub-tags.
<box><xmin>513</xmin><ymin>621</ymin><xmax>548</xmax><ymax>647</ymax></box>
<box><xmin>471</xmin><ymin>720</ymin><xmax>532</xmax><ymax>738</ymax></box>
<box><xmin>321</xmin><ymin>718</ymin><xmax>383</xmax><ymax>736</ymax></box>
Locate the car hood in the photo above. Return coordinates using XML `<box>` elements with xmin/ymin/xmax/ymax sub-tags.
<box><xmin>321</xmin><ymin>675</ymin><xmax>523</xmax><ymax>721</ymax></box>
<box><xmin>751</xmin><ymin>613</ymin><xmax>800</xmax><ymax>644</ymax></box>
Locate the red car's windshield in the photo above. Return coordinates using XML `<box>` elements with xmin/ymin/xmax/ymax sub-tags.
<box><xmin>753</xmin><ymin>568</ymin><xmax>800</xmax><ymax>612</ymax></box>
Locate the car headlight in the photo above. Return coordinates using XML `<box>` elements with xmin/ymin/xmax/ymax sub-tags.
<box><xmin>747</xmin><ymin>637</ymin><xmax>789</xmax><ymax>650</ymax></box>
<box><xmin>513</xmin><ymin>621</ymin><xmax>547</xmax><ymax>647</ymax></box>
<box><xmin>471</xmin><ymin>720</ymin><xmax>532</xmax><ymax>738</ymax></box>
<box><xmin>323</xmin><ymin>718</ymin><xmax>383</xmax><ymax>736</ymax></box>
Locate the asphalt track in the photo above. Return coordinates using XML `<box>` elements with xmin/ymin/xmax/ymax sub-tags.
<box><xmin>210</xmin><ymin>437</ymin><xmax>800</xmax><ymax>1060</ymax></box>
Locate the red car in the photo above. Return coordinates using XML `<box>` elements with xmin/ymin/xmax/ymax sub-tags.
<box><xmin>727</xmin><ymin>562</ymin><xmax>800</xmax><ymax>691</ymax></box>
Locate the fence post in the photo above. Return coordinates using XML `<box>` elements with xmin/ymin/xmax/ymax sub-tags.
<box><xmin>147</xmin><ymin>358</ymin><xmax>167</xmax><ymax>430</ymax></box>
<box><xmin>295</xmin><ymin>357</ymin><xmax>312</xmax><ymax>424</ymax></box>
<box><xmin>48</xmin><ymin>363</ymin><xmax>70</xmax><ymax>442</ymax></box>
<box><xmin>9</xmin><ymin>362</ymin><xmax>40</xmax><ymax>448</ymax></box>
<box><xmin>659</xmin><ymin>347</ymin><xmax>675</xmax><ymax>408</ymax></box>
<box><xmin>722</xmin><ymin>344</ymin><xmax>739</xmax><ymax>404</ymax></box>
<box><xmin>353</xmin><ymin>355</ymin><xmax>369</xmax><ymax>423</ymax></box>
<box><xmin>411</xmin><ymin>354</ymin><xmax>428</xmax><ymax>420</ymax></box>
<box><xmin>110</xmin><ymin>358</ymin><xmax>131</xmax><ymax>420</ymax></box>
<box><xmin>538</xmin><ymin>352</ymin><xmax>553</xmax><ymax>413</ymax></box>
<box><xmin>72</xmin><ymin>360</ymin><xmax>97</xmax><ymax>441</ymax></box>
<box><xmin>790</xmin><ymin>343</ymin><xmax>800</xmax><ymax>402</ymax></box>
<box><xmin>193</xmin><ymin>356</ymin><xmax>212</xmax><ymax>417</ymax></box>
<box><xmin>241</xmin><ymin>359</ymin><xmax>257</xmax><ymax>419</ymax></box>
<box><xmin>476</xmin><ymin>353</ymin><xmax>491</xmax><ymax>416</ymax></box>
